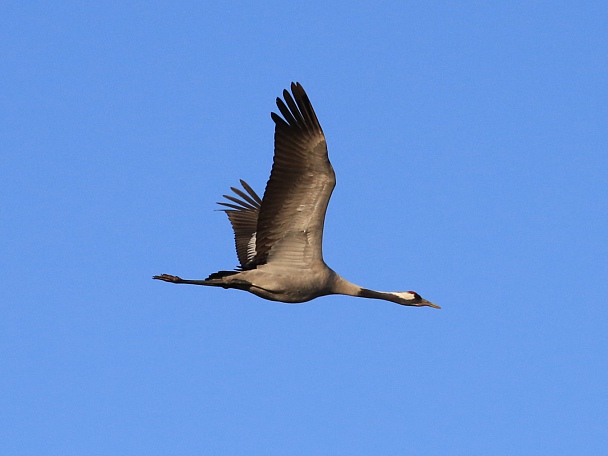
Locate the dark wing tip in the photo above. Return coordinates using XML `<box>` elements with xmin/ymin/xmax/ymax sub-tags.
<box><xmin>271</xmin><ymin>111</ymin><xmax>288</xmax><ymax>127</ymax></box>
<box><xmin>239</xmin><ymin>179</ymin><xmax>263</xmax><ymax>205</ymax></box>
<box><xmin>270</xmin><ymin>82</ymin><xmax>322</xmax><ymax>134</ymax></box>
<box><xmin>217</xmin><ymin>180</ymin><xmax>262</xmax><ymax>211</ymax></box>
<box><xmin>290</xmin><ymin>81</ymin><xmax>304</xmax><ymax>96</ymax></box>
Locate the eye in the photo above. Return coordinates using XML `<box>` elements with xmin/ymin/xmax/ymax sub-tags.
<box><xmin>408</xmin><ymin>291</ymin><xmax>422</xmax><ymax>300</ymax></box>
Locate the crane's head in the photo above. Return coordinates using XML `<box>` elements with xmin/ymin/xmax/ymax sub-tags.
<box><xmin>392</xmin><ymin>291</ymin><xmax>440</xmax><ymax>309</ymax></box>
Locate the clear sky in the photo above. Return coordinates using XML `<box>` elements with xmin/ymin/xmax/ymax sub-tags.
<box><xmin>2</xmin><ymin>1</ymin><xmax>607</xmax><ymax>455</ymax></box>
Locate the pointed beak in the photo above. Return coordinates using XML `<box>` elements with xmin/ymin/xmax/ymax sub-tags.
<box><xmin>421</xmin><ymin>299</ymin><xmax>441</xmax><ymax>309</ymax></box>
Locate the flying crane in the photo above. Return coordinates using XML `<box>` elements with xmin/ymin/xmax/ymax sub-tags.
<box><xmin>154</xmin><ymin>83</ymin><xmax>438</xmax><ymax>309</ymax></box>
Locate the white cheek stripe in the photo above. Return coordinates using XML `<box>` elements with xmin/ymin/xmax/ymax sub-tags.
<box><xmin>392</xmin><ymin>292</ymin><xmax>415</xmax><ymax>300</ymax></box>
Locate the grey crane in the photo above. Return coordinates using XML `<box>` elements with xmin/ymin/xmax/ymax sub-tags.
<box><xmin>154</xmin><ymin>83</ymin><xmax>439</xmax><ymax>309</ymax></box>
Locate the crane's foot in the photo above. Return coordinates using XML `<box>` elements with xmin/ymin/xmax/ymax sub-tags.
<box><xmin>153</xmin><ymin>273</ymin><xmax>183</xmax><ymax>283</ymax></box>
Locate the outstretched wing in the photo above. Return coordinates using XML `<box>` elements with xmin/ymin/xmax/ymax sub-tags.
<box><xmin>252</xmin><ymin>82</ymin><xmax>335</xmax><ymax>269</ymax></box>
<box><xmin>217</xmin><ymin>179</ymin><xmax>262</xmax><ymax>269</ymax></box>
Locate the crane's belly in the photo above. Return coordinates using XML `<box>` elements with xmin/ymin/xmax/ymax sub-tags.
<box><xmin>233</xmin><ymin>268</ymin><xmax>331</xmax><ymax>303</ymax></box>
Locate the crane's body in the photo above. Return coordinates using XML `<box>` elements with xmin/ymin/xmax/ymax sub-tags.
<box><xmin>154</xmin><ymin>83</ymin><xmax>439</xmax><ymax>309</ymax></box>
<box><xmin>166</xmin><ymin>264</ymin><xmax>339</xmax><ymax>303</ymax></box>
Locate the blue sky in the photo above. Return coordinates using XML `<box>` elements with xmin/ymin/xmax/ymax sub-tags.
<box><xmin>2</xmin><ymin>1</ymin><xmax>607</xmax><ymax>454</ymax></box>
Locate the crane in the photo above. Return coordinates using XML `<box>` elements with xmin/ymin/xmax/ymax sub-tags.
<box><xmin>154</xmin><ymin>83</ymin><xmax>439</xmax><ymax>309</ymax></box>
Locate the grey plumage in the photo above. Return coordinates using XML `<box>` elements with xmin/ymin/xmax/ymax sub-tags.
<box><xmin>154</xmin><ymin>83</ymin><xmax>438</xmax><ymax>309</ymax></box>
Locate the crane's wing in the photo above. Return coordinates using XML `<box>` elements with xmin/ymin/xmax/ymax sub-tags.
<box><xmin>252</xmin><ymin>82</ymin><xmax>335</xmax><ymax>269</ymax></box>
<box><xmin>217</xmin><ymin>179</ymin><xmax>262</xmax><ymax>269</ymax></box>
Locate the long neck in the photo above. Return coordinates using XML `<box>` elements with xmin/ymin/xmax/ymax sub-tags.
<box><xmin>331</xmin><ymin>274</ymin><xmax>427</xmax><ymax>307</ymax></box>
<box><xmin>331</xmin><ymin>275</ymin><xmax>400</xmax><ymax>304</ymax></box>
<box><xmin>330</xmin><ymin>274</ymin><xmax>364</xmax><ymax>297</ymax></box>
<box><xmin>357</xmin><ymin>287</ymin><xmax>407</xmax><ymax>305</ymax></box>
